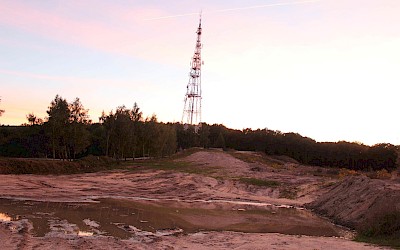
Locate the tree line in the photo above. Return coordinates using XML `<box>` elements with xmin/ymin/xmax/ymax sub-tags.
<box><xmin>183</xmin><ymin>124</ymin><xmax>398</xmax><ymax>171</ymax></box>
<box><xmin>0</xmin><ymin>95</ymin><xmax>177</xmax><ymax>160</ymax></box>
<box><xmin>0</xmin><ymin>95</ymin><xmax>398</xmax><ymax>171</ymax></box>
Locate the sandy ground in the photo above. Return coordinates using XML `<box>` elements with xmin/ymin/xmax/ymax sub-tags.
<box><xmin>0</xmin><ymin>222</ymin><xmax>386</xmax><ymax>250</ymax></box>
<box><xmin>308</xmin><ymin>175</ymin><xmax>400</xmax><ymax>228</ymax></box>
<box><xmin>0</xmin><ymin>150</ymin><xmax>391</xmax><ymax>249</ymax></box>
<box><xmin>0</xmin><ymin>152</ymin><xmax>326</xmax><ymax>205</ymax></box>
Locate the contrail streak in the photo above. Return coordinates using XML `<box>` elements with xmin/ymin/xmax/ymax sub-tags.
<box><xmin>212</xmin><ymin>0</ymin><xmax>320</xmax><ymax>13</ymax></box>
<box><xmin>144</xmin><ymin>0</ymin><xmax>321</xmax><ymax>21</ymax></box>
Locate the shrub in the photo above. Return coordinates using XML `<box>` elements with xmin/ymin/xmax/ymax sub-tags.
<box><xmin>357</xmin><ymin>211</ymin><xmax>400</xmax><ymax>248</ymax></box>
<box><xmin>239</xmin><ymin>177</ymin><xmax>280</xmax><ymax>187</ymax></box>
<box><xmin>338</xmin><ymin>168</ymin><xmax>358</xmax><ymax>178</ymax></box>
<box><xmin>375</xmin><ymin>169</ymin><xmax>392</xmax><ymax>179</ymax></box>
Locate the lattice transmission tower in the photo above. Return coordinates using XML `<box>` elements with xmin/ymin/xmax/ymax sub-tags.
<box><xmin>182</xmin><ymin>15</ymin><xmax>203</xmax><ymax>130</ymax></box>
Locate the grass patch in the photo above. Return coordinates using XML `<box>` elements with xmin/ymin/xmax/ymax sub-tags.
<box><xmin>355</xmin><ymin>235</ymin><xmax>400</xmax><ymax>249</ymax></box>
<box><xmin>137</xmin><ymin>160</ymin><xmax>190</xmax><ymax>171</ymax></box>
<box><xmin>0</xmin><ymin>148</ymin><xmax>216</xmax><ymax>176</ymax></box>
<box><xmin>0</xmin><ymin>156</ymin><xmax>117</xmax><ymax>175</ymax></box>
<box><xmin>170</xmin><ymin>148</ymin><xmax>204</xmax><ymax>160</ymax></box>
<box><xmin>355</xmin><ymin>211</ymin><xmax>400</xmax><ymax>249</ymax></box>
<box><xmin>311</xmin><ymin>168</ymin><xmax>340</xmax><ymax>177</ymax></box>
<box><xmin>238</xmin><ymin>177</ymin><xmax>280</xmax><ymax>187</ymax></box>
<box><xmin>228</xmin><ymin>151</ymin><xmax>284</xmax><ymax>166</ymax></box>
<box><xmin>230</xmin><ymin>152</ymin><xmax>259</xmax><ymax>163</ymax></box>
<box><xmin>279</xmin><ymin>187</ymin><xmax>298</xmax><ymax>199</ymax></box>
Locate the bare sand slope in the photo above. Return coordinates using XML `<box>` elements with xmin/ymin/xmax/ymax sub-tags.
<box><xmin>0</xmin><ymin>170</ymin><xmax>290</xmax><ymax>205</ymax></box>
<box><xmin>178</xmin><ymin>150</ymin><xmax>333</xmax><ymax>205</ymax></box>
<box><xmin>308</xmin><ymin>175</ymin><xmax>400</xmax><ymax>228</ymax></box>
<box><xmin>0</xmin><ymin>151</ymin><xmax>324</xmax><ymax>206</ymax></box>
<box><xmin>180</xmin><ymin>150</ymin><xmax>252</xmax><ymax>175</ymax></box>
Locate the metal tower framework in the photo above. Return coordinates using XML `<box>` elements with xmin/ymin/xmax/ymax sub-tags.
<box><xmin>182</xmin><ymin>15</ymin><xmax>203</xmax><ymax>128</ymax></box>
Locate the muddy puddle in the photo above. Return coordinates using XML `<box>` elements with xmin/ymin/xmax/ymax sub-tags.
<box><xmin>0</xmin><ymin>198</ymin><xmax>344</xmax><ymax>239</ymax></box>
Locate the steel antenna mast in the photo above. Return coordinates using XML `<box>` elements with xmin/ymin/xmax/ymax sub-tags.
<box><xmin>182</xmin><ymin>13</ymin><xmax>203</xmax><ymax>131</ymax></box>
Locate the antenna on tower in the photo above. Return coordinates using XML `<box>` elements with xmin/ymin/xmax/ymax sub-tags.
<box><xmin>182</xmin><ymin>13</ymin><xmax>203</xmax><ymax>132</ymax></box>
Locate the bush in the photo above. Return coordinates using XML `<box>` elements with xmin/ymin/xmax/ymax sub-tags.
<box><xmin>357</xmin><ymin>211</ymin><xmax>400</xmax><ymax>248</ymax></box>
<box><xmin>361</xmin><ymin>212</ymin><xmax>400</xmax><ymax>237</ymax></box>
<box><xmin>366</xmin><ymin>169</ymin><xmax>393</xmax><ymax>180</ymax></box>
<box><xmin>375</xmin><ymin>169</ymin><xmax>392</xmax><ymax>179</ymax></box>
<box><xmin>338</xmin><ymin>168</ymin><xmax>358</xmax><ymax>178</ymax></box>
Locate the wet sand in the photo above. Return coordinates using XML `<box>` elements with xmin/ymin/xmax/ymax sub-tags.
<box><xmin>0</xmin><ymin>198</ymin><xmax>344</xmax><ymax>238</ymax></box>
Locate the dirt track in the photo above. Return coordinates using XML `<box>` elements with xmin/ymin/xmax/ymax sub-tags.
<box><xmin>0</xmin><ymin>150</ymin><xmax>392</xmax><ymax>249</ymax></box>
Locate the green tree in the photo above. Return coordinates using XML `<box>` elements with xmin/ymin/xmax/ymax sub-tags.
<box><xmin>47</xmin><ymin>95</ymin><xmax>70</xmax><ymax>159</ymax></box>
<box><xmin>176</xmin><ymin>124</ymin><xmax>198</xmax><ymax>149</ymax></box>
<box><xmin>158</xmin><ymin>123</ymin><xmax>177</xmax><ymax>157</ymax></box>
<box><xmin>100</xmin><ymin>103</ymin><xmax>144</xmax><ymax>160</ymax></box>
<box><xmin>46</xmin><ymin>95</ymin><xmax>70</xmax><ymax>159</ymax></box>
<box><xmin>86</xmin><ymin>123</ymin><xmax>107</xmax><ymax>156</ymax></box>
<box><xmin>142</xmin><ymin>114</ymin><xmax>160</xmax><ymax>157</ymax></box>
<box><xmin>26</xmin><ymin>113</ymin><xmax>43</xmax><ymax>126</ymax></box>
<box><xmin>199</xmin><ymin>123</ymin><xmax>210</xmax><ymax>148</ymax></box>
<box><xmin>214</xmin><ymin>131</ymin><xmax>226</xmax><ymax>149</ymax></box>
<box><xmin>128</xmin><ymin>102</ymin><xmax>142</xmax><ymax>159</ymax></box>
<box><xmin>44</xmin><ymin>96</ymin><xmax>91</xmax><ymax>159</ymax></box>
<box><xmin>100</xmin><ymin>106</ymin><xmax>133</xmax><ymax>160</ymax></box>
<box><xmin>68</xmin><ymin>98</ymin><xmax>91</xmax><ymax>159</ymax></box>
<box><xmin>113</xmin><ymin>106</ymin><xmax>132</xmax><ymax>159</ymax></box>
<box><xmin>100</xmin><ymin>110</ymin><xmax>115</xmax><ymax>157</ymax></box>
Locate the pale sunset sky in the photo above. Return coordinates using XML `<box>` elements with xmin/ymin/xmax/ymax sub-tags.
<box><xmin>0</xmin><ymin>0</ymin><xmax>399</xmax><ymax>145</ymax></box>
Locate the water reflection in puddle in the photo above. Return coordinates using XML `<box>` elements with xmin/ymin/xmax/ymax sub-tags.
<box><xmin>0</xmin><ymin>212</ymin><xmax>12</xmax><ymax>222</ymax></box>
<box><xmin>78</xmin><ymin>231</ymin><xmax>94</xmax><ymax>236</ymax></box>
<box><xmin>0</xmin><ymin>198</ymin><xmax>342</xmax><ymax>239</ymax></box>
